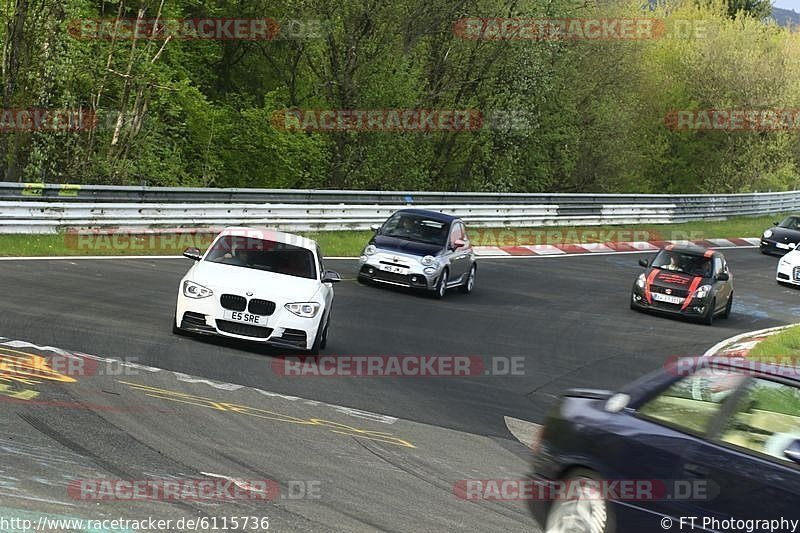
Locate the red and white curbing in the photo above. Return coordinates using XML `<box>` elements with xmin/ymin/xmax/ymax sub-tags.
<box><xmin>702</xmin><ymin>325</ymin><xmax>795</xmax><ymax>359</ymax></box>
<box><xmin>474</xmin><ymin>237</ymin><xmax>761</xmax><ymax>257</ymax></box>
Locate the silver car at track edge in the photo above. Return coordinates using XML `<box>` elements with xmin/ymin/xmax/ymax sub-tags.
<box><xmin>357</xmin><ymin>209</ymin><xmax>477</xmax><ymax>299</ymax></box>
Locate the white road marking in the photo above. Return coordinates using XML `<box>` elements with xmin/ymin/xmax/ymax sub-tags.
<box><xmin>0</xmin><ymin>335</ymin><xmax>400</xmax><ymax>425</ymax></box>
<box><xmin>523</xmin><ymin>244</ymin><xmax>566</xmax><ymax>255</ymax></box>
<box><xmin>707</xmin><ymin>238</ymin><xmax>736</xmax><ymax>247</ymax></box>
<box><xmin>504</xmin><ymin>416</ymin><xmax>541</xmax><ymax>449</ymax></box>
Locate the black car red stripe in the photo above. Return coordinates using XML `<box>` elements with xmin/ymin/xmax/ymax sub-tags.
<box><xmin>680</xmin><ymin>276</ymin><xmax>703</xmax><ymax>310</ymax></box>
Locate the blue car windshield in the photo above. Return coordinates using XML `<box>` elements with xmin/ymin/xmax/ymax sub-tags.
<box><xmin>380</xmin><ymin>214</ymin><xmax>450</xmax><ymax>246</ymax></box>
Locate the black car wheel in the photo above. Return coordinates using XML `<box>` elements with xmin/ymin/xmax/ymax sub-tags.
<box><xmin>702</xmin><ymin>297</ymin><xmax>716</xmax><ymax>326</ymax></box>
<box><xmin>309</xmin><ymin>319</ymin><xmax>326</xmax><ymax>356</ymax></box>
<box><xmin>722</xmin><ymin>293</ymin><xmax>733</xmax><ymax>319</ymax></box>
<box><xmin>460</xmin><ymin>264</ymin><xmax>476</xmax><ymax>295</ymax></box>
<box><xmin>433</xmin><ymin>268</ymin><xmax>449</xmax><ymax>299</ymax></box>
<box><xmin>544</xmin><ymin>468</ymin><xmax>615</xmax><ymax>533</ymax></box>
<box><xmin>319</xmin><ymin>316</ymin><xmax>330</xmax><ymax>350</ymax></box>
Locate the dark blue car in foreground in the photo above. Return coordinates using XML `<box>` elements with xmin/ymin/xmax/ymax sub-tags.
<box><xmin>528</xmin><ymin>358</ymin><xmax>800</xmax><ymax>533</ymax></box>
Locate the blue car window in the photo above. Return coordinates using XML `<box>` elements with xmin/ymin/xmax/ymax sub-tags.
<box><xmin>638</xmin><ymin>369</ymin><xmax>747</xmax><ymax>435</ymax></box>
<box><xmin>717</xmin><ymin>378</ymin><xmax>800</xmax><ymax>465</ymax></box>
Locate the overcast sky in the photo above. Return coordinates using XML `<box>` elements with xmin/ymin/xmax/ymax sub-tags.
<box><xmin>774</xmin><ymin>0</ymin><xmax>800</xmax><ymax>11</ymax></box>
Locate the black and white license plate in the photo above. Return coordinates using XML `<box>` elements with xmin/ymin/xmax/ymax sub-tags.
<box><xmin>652</xmin><ymin>292</ymin><xmax>684</xmax><ymax>305</ymax></box>
<box><xmin>223</xmin><ymin>310</ymin><xmax>266</xmax><ymax>325</ymax></box>
<box><xmin>380</xmin><ymin>264</ymin><xmax>405</xmax><ymax>274</ymax></box>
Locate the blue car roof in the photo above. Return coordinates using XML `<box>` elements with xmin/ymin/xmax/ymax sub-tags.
<box><xmin>394</xmin><ymin>209</ymin><xmax>458</xmax><ymax>223</ymax></box>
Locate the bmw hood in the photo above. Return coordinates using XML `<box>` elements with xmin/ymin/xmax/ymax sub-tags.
<box><xmin>188</xmin><ymin>260</ymin><xmax>320</xmax><ymax>301</ymax></box>
<box><xmin>371</xmin><ymin>235</ymin><xmax>442</xmax><ymax>257</ymax></box>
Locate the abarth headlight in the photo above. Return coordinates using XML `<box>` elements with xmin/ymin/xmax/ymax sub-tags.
<box><xmin>421</xmin><ymin>255</ymin><xmax>437</xmax><ymax>266</ymax></box>
<box><xmin>364</xmin><ymin>245</ymin><xmax>377</xmax><ymax>256</ymax></box>
<box><xmin>764</xmin><ymin>229</ymin><xmax>773</xmax><ymax>239</ymax></box>
<box><xmin>636</xmin><ymin>273</ymin><xmax>646</xmax><ymax>288</ymax></box>
<box><xmin>285</xmin><ymin>302</ymin><xmax>320</xmax><ymax>318</ymax></box>
<box><xmin>183</xmin><ymin>280</ymin><xmax>213</xmax><ymax>299</ymax></box>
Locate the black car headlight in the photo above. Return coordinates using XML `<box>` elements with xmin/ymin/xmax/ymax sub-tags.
<box><xmin>693</xmin><ymin>284</ymin><xmax>712</xmax><ymax>300</ymax></box>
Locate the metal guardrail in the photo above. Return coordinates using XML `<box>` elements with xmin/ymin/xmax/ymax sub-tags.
<box><xmin>0</xmin><ymin>181</ymin><xmax>796</xmax><ymax>233</ymax></box>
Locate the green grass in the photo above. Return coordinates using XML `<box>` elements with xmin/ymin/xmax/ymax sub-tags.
<box><xmin>0</xmin><ymin>213</ymin><xmax>784</xmax><ymax>258</ymax></box>
<box><xmin>750</xmin><ymin>326</ymin><xmax>800</xmax><ymax>358</ymax></box>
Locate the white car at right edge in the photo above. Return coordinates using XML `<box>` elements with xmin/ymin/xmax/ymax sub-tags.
<box><xmin>776</xmin><ymin>247</ymin><xmax>800</xmax><ymax>286</ymax></box>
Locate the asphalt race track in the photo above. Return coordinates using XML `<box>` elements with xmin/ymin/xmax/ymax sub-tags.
<box><xmin>0</xmin><ymin>248</ymin><xmax>796</xmax><ymax>531</ymax></box>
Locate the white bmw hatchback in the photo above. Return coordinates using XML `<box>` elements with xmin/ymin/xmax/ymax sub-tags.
<box><xmin>174</xmin><ymin>227</ymin><xmax>340</xmax><ymax>354</ymax></box>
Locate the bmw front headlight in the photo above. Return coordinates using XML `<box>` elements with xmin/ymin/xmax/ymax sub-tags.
<box><xmin>694</xmin><ymin>284</ymin><xmax>712</xmax><ymax>299</ymax></box>
<box><xmin>364</xmin><ymin>245</ymin><xmax>377</xmax><ymax>256</ymax></box>
<box><xmin>421</xmin><ymin>255</ymin><xmax>436</xmax><ymax>266</ymax></box>
<box><xmin>764</xmin><ymin>229</ymin><xmax>773</xmax><ymax>239</ymax></box>
<box><xmin>183</xmin><ymin>280</ymin><xmax>213</xmax><ymax>299</ymax></box>
<box><xmin>636</xmin><ymin>273</ymin><xmax>646</xmax><ymax>289</ymax></box>
<box><xmin>285</xmin><ymin>302</ymin><xmax>321</xmax><ymax>318</ymax></box>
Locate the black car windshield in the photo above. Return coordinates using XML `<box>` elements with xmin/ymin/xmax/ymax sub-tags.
<box><xmin>380</xmin><ymin>213</ymin><xmax>450</xmax><ymax>246</ymax></box>
<box><xmin>778</xmin><ymin>216</ymin><xmax>800</xmax><ymax>230</ymax></box>
<box><xmin>651</xmin><ymin>250</ymin><xmax>712</xmax><ymax>277</ymax></box>
<box><xmin>205</xmin><ymin>235</ymin><xmax>317</xmax><ymax>279</ymax></box>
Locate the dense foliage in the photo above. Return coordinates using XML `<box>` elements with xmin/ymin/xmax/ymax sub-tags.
<box><xmin>0</xmin><ymin>0</ymin><xmax>798</xmax><ymax>192</ymax></box>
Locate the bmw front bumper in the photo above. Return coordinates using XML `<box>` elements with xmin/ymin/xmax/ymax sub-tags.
<box><xmin>175</xmin><ymin>292</ymin><xmax>323</xmax><ymax>350</ymax></box>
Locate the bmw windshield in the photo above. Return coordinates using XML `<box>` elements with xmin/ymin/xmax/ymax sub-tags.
<box><xmin>205</xmin><ymin>235</ymin><xmax>317</xmax><ymax>279</ymax></box>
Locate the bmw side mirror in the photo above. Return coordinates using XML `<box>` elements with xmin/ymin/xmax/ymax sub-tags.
<box><xmin>784</xmin><ymin>439</ymin><xmax>800</xmax><ymax>465</ymax></box>
<box><xmin>774</xmin><ymin>221</ymin><xmax>779</xmax><ymax>226</ymax></box>
<box><xmin>716</xmin><ymin>272</ymin><xmax>730</xmax><ymax>281</ymax></box>
<box><xmin>183</xmin><ymin>247</ymin><xmax>202</xmax><ymax>261</ymax></box>
<box><xmin>369</xmin><ymin>224</ymin><xmax>381</xmax><ymax>232</ymax></box>
<box><xmin>322</xmin><ymin>270</ymin><xmax>342</xmax><ymax>283</ymax></box>
<box><xmin>638</xmin><ymin>259</ymin><xmax>649</xmax><ymax>267</ymax></box>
